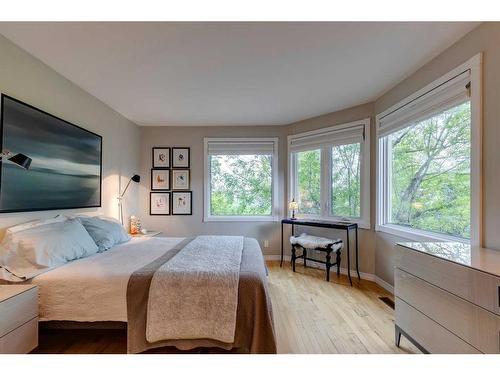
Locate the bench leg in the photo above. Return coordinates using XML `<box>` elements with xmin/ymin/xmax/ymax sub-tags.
<box><xmin>336</xmin><ymin>250</ymin><xmax>341</xmax><ymax>276</ymax></box>
<box><xmin>291</xmin><ymin>245</ymin><xmax>296</xmax><ymax>272</ymax></box>
<box><xmin>325</xmin><ymin>250</ymin><xmax>331</xmax><ymax>282</ymax></box>
<box><xmin>303</xmin><ymin>247</ymin><xmax>307</xmax><ymax>268</ymax></box>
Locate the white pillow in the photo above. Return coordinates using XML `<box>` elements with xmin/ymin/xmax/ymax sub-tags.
<box><xmin>0</xmin><ymin>218</ymin><xmax>98</xmax><ymax>282</ymax></box>
<box><xmin>5</xmin><ymin>215</ymin><xmax>68</xmax><ymax>236</ymax></box>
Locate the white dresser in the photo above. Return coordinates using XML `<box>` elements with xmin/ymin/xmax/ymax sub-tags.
<box><xmin>395</xmin><ymin>242</ymin><xmax>500</xmax><ymax>354</ymax></box>
<box><xmin>0</xmin><ymin>285</ymin><xmax>39</xmax><ymax>354</ymax></box>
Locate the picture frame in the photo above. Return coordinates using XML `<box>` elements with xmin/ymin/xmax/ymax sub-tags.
<box><xmin>172</xmin><ymin>191</ymin><xmax>192</xmax><ymax>215</ymax></box>
<box><xmin>0</xmin><ymin>94</ymin><xmax>102</xmax><ymax>213</ymax></box>
<box><xmin>172</xmin><ymin>169</ymin><xmax>190</xmax><ymax>190</ymax></box>
<box><xmin>172</xmin><ymin>147</ymin><xmax>190</xmax><ymax>168</ymax></box>
<box><xmin>151</xmin><ymin>169</ymin><xmax>170</xmax><ymax>190</ymax></box>
<box><xmin>152</xmin><ymin>147</ymin><xmax>170</xmax><ymax>168</ymax></box>
<box><xmin>150</xmin><ymin>192</ymin><xmax>170</xmax><ymax>215</ymax></box>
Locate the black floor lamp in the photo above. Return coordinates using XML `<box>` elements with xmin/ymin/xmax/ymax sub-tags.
<box><xmin>118</xmin><ymin>174</ymin><xmax>140</xmax><ymax>226</ymax></box>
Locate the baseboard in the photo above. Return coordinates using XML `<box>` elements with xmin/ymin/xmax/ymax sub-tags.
<box><xmin>265</xmin><ymin>254</ymin><xmax>394</xmax><ymax>294</ymax></box>
<box><xmin>373</xmin><ymin>276</ymin><xmax>394</xmax><ymax>294</ymax></box>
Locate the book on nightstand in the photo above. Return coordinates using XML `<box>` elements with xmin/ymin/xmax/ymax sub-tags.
<box><xmin>130</xmin><ymin>231</ymin><xmax>161</xmax><ymax>238</ymax></box>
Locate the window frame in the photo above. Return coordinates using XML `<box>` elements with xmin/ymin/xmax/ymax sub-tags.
<box><xmin>203</xmin><ymin>137</ymin><xmax>279</xmax><ymax>222</ymax></box>
<box><xmin>375</xmin><ymin>53</ymin><xmax>482</xmax><ymax>245</ymax></box>
<box><xmin>287</xmin><ymin>118</ymin><xmax>371</xmax><ymax>229</ymax></box>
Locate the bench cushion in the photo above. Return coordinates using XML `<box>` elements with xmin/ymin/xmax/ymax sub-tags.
<box><xmin>290</xmin><ymin>233</ymin><xmax>342</xmax><ymax>250</ymax></box>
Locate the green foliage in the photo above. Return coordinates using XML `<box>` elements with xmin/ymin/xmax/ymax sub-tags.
<box><xmin>296</xmin><ymin>149</ymin><xmax>321</xmax><ymax>214</ymax></box>
<box><xmin>331</xmin><ymin>143</ymin><xmax>361</xmax><ymax>217</ymax></box>
<box><xmin>390</xmin><ymin>101</ymin><xmax>471</xmax><ymax>238</ymax></box>
<box><xmin>209</xmin><ymin>101</ymin><xmax>471</xmax><ymax>238</ymax></box>
<box><xmin>210</xmin><ymin>154</ymin><xmax>272</xmax><ymax>216</ymax></box>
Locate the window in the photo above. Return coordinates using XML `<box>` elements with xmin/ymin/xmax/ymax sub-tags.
<box><xmin>288</xmin><ymin>119</ymin><xmax>370</xmax><ymax>228</ymax></box>
<box><xmin>331</xmin><ymin>142</ymin><xmax>361</xmax><ymax>218</ymax></box>
<box><xmin>376</xmin><ymin>54</ymin><xmax>482</xmax><ymax>244</ymax></box>
<box><xmin>295</xmin><ymin>149</ymin><xmax>321</xmax><ymax>215</ymax></box>
<box><xmin>204</xmin><ymin>138</ymin><xmax>278</xmax><ymax>221</ymax></box>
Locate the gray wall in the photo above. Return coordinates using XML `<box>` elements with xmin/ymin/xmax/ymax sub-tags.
<box><xmin>373</xmin><ymin>22</ymin><xmax>500</xmax><ymax>285</ymax></box>
<box><xmin>285</xmin><ymin>103</ymin><xmax>376</xmax><ymax>275</ymax></box>
<box><xmin>139</xmin><ymin>23</ymin><xmax>500</xmax><ymax>285</ymax></box>
<box><xmin>139</xmin><ymin>125</ymin><xmax>288</xmax><ymax>256</ymax></box>
<box><xmin>0</xmin><ymin>34</ymin><xmax>141</xmax><ymax>233</ymax></box>
<box><xmin>4</xmin><ymin>22</ymin><xmax>495</xmax><ymax>286</ymax></box>
<box><xmin>139</xmin><ymin>103</ymin><xmax>377</xmax><ymax>274</ymax></box>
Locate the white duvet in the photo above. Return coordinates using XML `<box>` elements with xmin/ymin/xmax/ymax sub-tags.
<box><xmin>28</xmin><ymin>237</ymin><xmax>184</xmax><ymax>322</ymax></box>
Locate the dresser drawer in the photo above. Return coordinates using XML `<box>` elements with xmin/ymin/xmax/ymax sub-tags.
<box><xmin>396</xmin><ymin>245</ymin><xmax>500</xmax><ymax>315</ymax></box>
<box><xmin>0</xmin><ymin>287</ymin><xmax>38</xmax><ymax>337</ymax></box>
<box><xmin>395</xmin><ymin>298</ymin><xmax>480</xmax><ymax>353</ymax></box>
<box><xmin>395</xmin><ymin>268</ymin><xmax>500</xmax><ymax>353</ymax></box>
<box><xmin>0</xmin><ymin>317</ymin><xmax>38</xmax><ymax>354</ymax></box>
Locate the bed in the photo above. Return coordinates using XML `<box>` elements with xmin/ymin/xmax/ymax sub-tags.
<box><xmin>17</xmin><ymin>236</ymin><xmax>276</xmax><ymax>354</ymax></box>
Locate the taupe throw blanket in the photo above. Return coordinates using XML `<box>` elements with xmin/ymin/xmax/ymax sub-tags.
<box><xmin>147</xmin><ymin>235</ymin><xmax>243</xmax><ymax>344</ymax></box>
<box><xmin>127</xmin><ymin>237</ymin><xmax>276</xmax><ymax>354</ymax></box>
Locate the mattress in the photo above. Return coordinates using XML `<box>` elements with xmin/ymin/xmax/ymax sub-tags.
<box><xmin>29</xmin><ymin>237</ymin><xmax>184</xmax><ymax>322</ymax></box>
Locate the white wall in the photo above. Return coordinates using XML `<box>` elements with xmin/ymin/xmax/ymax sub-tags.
<box><xmin>0</xmin><ymin>34</ymin><xmax>141</xmax><ymax>233</ymax></box>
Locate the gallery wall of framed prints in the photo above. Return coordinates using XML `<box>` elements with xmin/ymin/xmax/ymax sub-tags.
<box><xmin>150</xmin><ymin>146</ymin><xmax>192</xmax><ymax>215</ymax></box>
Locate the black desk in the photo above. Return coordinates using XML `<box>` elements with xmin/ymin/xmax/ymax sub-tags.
<box><xmin>281</xmin><ymin>218</ymin><xmax>360</xmax><ymax>286</ymax></box>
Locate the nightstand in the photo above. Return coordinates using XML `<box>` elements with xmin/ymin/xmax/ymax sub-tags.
<box><xmin>130</xmin><ymin>231</ymin><xmax>162</xmax><ymax>238</ymax></box>
<box><xmin>0</xmin><ymin>285</ymin><xmax>38</xmax><ymax>353</ymax></box>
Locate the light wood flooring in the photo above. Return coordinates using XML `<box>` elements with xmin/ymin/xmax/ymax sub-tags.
<box><xmin>33</xmin><ymin>262</ymin><xmax>418</xmax><ymax>354</ymax></box>
<box><xmin>267</xmin><ymin>261</ymin><xmax>417</xmax><ymax>354</ymax></box>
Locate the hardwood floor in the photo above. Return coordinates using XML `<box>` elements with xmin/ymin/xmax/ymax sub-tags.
<box><xmin>33</xmin><ymin>262</ymin><xmax>418</xmax><ymax>354</ymax></box>
<box><xmin>267</xmin><ymin>262</ymin><xmax>417</xmax><ymax>354</ymax></box>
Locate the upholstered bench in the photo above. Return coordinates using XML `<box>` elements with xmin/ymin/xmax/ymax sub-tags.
<box><xmin>289</xmin><ymin>233</ymin><xmax>343</xmax><ymax>281</ymax></box>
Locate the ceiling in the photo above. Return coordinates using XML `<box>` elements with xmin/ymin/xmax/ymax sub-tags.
<box><xmin>0</xmin><ymin>22</ymin><xmax>479</xmax><ymax>126</ymax></box>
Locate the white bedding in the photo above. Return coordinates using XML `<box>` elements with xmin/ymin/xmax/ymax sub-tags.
<box><xmin>28</xmin><ymin>237</ymin><xmax>184</xmax><ymax>322</ymax></box>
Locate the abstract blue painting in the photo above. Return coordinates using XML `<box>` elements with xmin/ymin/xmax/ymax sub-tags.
<box><xmin>0</xmin><ymin>95</ymin><xmax>102</xmax><ymax>212</ymax></box>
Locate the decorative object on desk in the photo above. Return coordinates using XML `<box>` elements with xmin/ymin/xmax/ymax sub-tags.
<box><xmin>172</xmin><ymin>169</ymin><xmax>190</xmax><ymax>190</ymax></box>
<box><xmin>118</xmin><ymin>174</ymin><xmax>141</xmax><ymax>225</ymax></box>
<box><xmin>150</xmin><ymin>192</ymin><xmax>170</xmax><ymax>215</ymax></box>
<box><xmin>172</xmin><ymin>191</ymin><xmax>192</xmax><ymax>215</ymax></box>
<box><xmin>172</xmin><ymin>147</ymin><xmax>190</xmax><ymax>168</ymax></box>
<box><xmin>0</xmin><ymin>150</ymin><xmax>32</xmax><ymax>170</ymax></box>
<box><xmin>289</xmin><ymin>199</ymin><xmax>298</xmax><ymax>220</ymax></box>
<box><xmin>151</xmin><ymin>169</ymin><xmax>170</xmax><ymax>190</ymax></box>
<box><xmin>0</xmin><ymin>94</ymin><xmax>102</xmax><ymax>213</ymax></box>
<box><xmin>152</xmin><ymin>147</ymin><xmax>170</xmax><ymax>168</ymax></box>
<box><xmin>130</xmin><ymin>215</ymin><xmax>142</xmax><ymax>235</ymax></box>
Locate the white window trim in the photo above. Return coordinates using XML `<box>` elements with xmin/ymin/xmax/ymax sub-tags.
<box><xmin>287</xmin><ymin>118</ymin><xmax>371</xmax><ymax>229</ymax></box>
<box><xmin>375</xmin><ymin>53</ymin><xmax>483</xmax><ymax>245</ymax></box>
<box><xmin>203</xmin><ymin>137</ymin><xmax>279</xmax><ymax>222</ymax></box>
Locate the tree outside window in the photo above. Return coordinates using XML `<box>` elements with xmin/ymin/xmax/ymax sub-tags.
<box><xmin>296</xmin><ymin>149</ymin><xmax>321</xmax><ymax>215</ymax></box>
<box><xmin>388</xmin><ymin>101</ymin><xmax>471</xmax><ymax>238</ymax></box>
<box><xmin>210</xmin><ymin>154</ymin><xmax>272</xmax><ymax>216</ymax></box>
<box><xmin>331</xmin><ymin>143</ymin><xmax>361</xmax><ymax>218</ymax></box>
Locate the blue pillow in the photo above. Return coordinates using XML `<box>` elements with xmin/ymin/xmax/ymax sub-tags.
<box><xmin>77</xmin><ymin>216</ymin><xmax>131</xmax><ymax>252</ymax></box>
